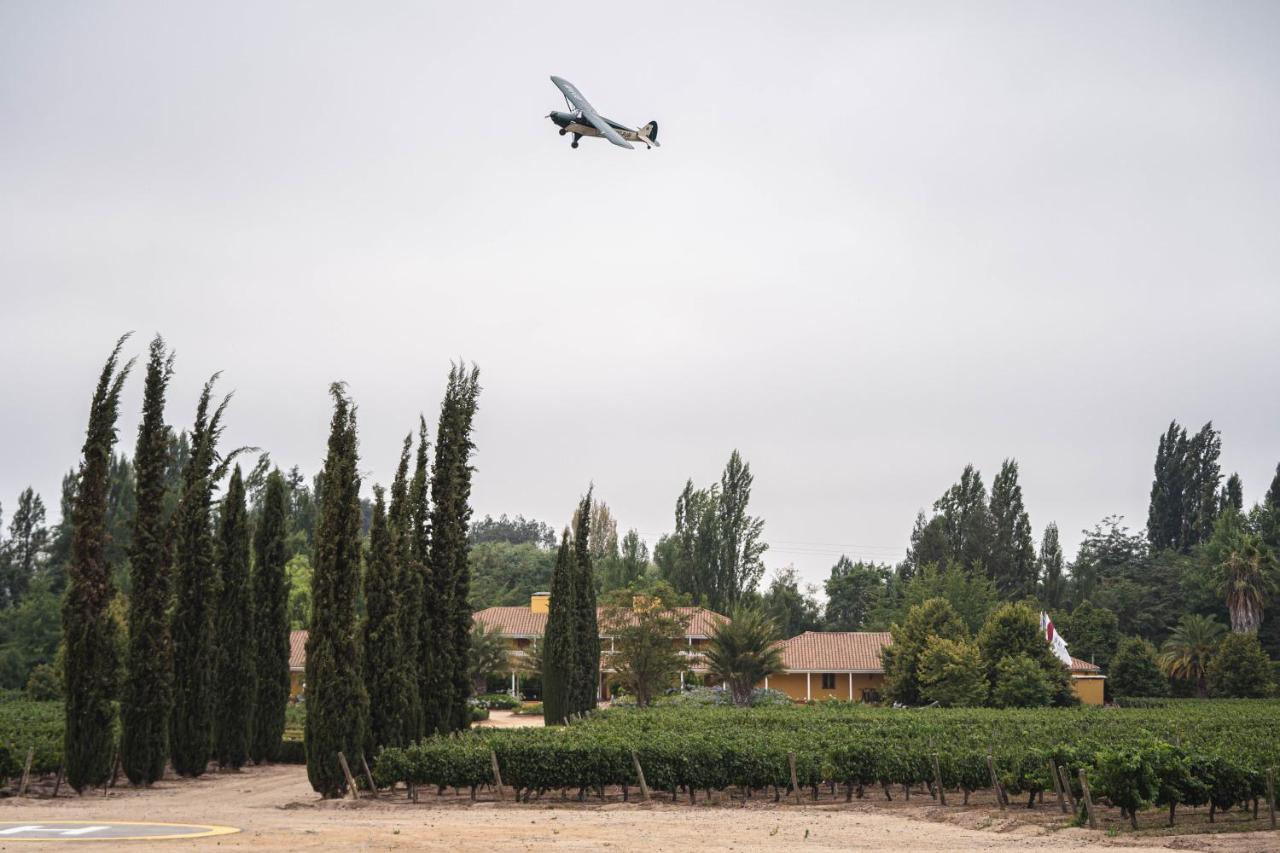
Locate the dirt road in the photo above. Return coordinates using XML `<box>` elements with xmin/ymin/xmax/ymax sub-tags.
<box><xmin>3</xmin><ymin>764</ymin><xmax>1276</xmax><ymax>852</ymax></box>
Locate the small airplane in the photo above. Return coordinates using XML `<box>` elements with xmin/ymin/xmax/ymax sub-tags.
<box><xmin>547</xmin><ymin>76</ymin><xmax>659</xmax><ymax>150</ymax></box>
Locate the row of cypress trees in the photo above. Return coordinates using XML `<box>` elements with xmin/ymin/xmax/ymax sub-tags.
<box><xmin>305</xmin><ymin>365</ymin><xmax>482</xmax><ymax>797</ymax></box>
<box><xmin>542</xmin><ymin>490</ymin><xmax>599</xmax><ymax>725</ymax></box>
<box><xmin>63</xmin><ymin>336</ymin><xmax>293</xmax><ymax>792</ymax></box>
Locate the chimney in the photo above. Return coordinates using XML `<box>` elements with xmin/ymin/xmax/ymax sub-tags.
<box><xmin>530</xmin><ymin>592</ymin><xmax>550</xmax><ymax>614</ymax></box>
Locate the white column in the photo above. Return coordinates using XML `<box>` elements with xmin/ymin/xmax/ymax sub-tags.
<box><xmin>511</xmin><ymin>671</ymin><xmax>517</xmax><ymax>696</ymax></box>
<box><xmin>680</xmin><ymin>671</ymin><xmax>685</xmax><ymax>689</ymax></box>
<box><xmin>764</xmin><ymin>676</ymin><xmax>769</xmax><ymax>689</ymax></box>
<box><xmin>848</xmin><ymin>673</ymin><xmax>853</xmax><ymax>701</ymax></box>
<box><xmin>806</xmin><ymin>672</ymin><xmax>811</xmax><ymax>701</ymax></box>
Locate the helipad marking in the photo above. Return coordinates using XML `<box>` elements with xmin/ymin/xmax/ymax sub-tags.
<box><xmin>0</xmin><ymin>821</ymin><xmax>239</xmax><ymax>841</ymax></box>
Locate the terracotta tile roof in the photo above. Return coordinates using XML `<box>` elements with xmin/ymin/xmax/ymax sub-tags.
<box><xmin>472</xmin><ymin>605</ymin><xmax>727</xmax><ymax>639</ymax></box>
<box><xmin>1070</xmin><ymin>656</ymin><xmax>1102</xmax><ymax>674</ymax></box>
<box><xmin>778</xmin><ymin>631</ymin><xmax>893</xmax><ymax>673</ymax></box>
<box><xmin>289</xmin><ymin>629</ymin><xmax>307</xmax><ymax>671</ymax></box>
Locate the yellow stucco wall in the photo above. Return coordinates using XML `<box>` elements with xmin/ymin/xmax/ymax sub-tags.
<box><xmin>1072</xmin><ymin>676</ymin><xmax>1105</xmax><ymax>706</ymax></box>
<box><xmin>290</xmin><ymin>670</ymin><xmax>304</xmax><ymax>699</ymax></box>
<box><xmin>761</xmin><ymin>672</ymin><xmax>885</xmax><ymax>702</ymax></box>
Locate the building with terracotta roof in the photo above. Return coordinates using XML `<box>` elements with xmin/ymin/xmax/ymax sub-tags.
<box><xmin>472</xmin><ymin>592</ymin><xmax>727</xmax><ymax>699</ymax></box>
<box><xmin>287</xmin><ymin>600</ymin><xmax>1105</xmax><ymax>706</ymax></box>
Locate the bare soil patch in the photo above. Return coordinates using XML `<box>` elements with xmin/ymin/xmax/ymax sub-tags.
<box><xmin>2</xmin><ymin>764</ymin><xmax>1277</xmax><ymax>852</ymax></box>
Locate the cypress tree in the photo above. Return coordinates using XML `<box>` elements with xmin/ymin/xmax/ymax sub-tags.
<box><xmin>63</xmin><ymin>334</ymin><xmax>134</xmax><ymax>792</ymax></box>
<box><xmin>171</xmin><ymin>375</ymin><xmax>238</xmax><ymax>777</ymax></box>
<box><xmin>541</xmin><ymin>530</ymin><xmax>576</xmax><ymax>725</ymax></box>
<box><xmin>390</xmin><ymin>432</ymin><xmax>423</xmax><ymax>741</ymax></box>
<box><xmin>304</xmin><ymin>384</ymin><xmax>370</xmax><ymax>797</ymax></box>
<box><xmin>363</xmin><ymin>486</ymin><xmax>408</xmax><ymax>750</ymax></box>
<box><xmin>988</xmin><ymin>459</ymin><xmax>1037</xmax><ymax>599</ymax></box>
<box><xmin>428</xmin><ymin>364</ymin><xmax>482</xmax><ymax>732</ymax></box>
<box><xmin>249</xmin><ymin>469</ymin><xmax>290</xmax><ymax>764</ymax></box>
<box><xmin>213</xmin><ymin>465</ymin><xmax>253</xmax><ymax>769</ymax></box>
<box><xmin>120</xmin><ymin>336</ymin><xmax>174</xmax><ymax>786</ymax></box>
<box><xmin>408</xmin><ymin>418</ymin><xmax>441</xmax><ymax>737</ymax></box>
<box><xmin>570</xmin><ymin>489</ymin><xmax>600</xmax><ymax>715</ymax></box>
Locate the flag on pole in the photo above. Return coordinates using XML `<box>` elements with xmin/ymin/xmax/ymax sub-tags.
<box><xmin>1041</xmin><ymin>611</ymin><xmax>1073</xmax><ymax>667</ymax></box>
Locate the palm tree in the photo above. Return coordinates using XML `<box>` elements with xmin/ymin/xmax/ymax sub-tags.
<box><xmin>469</xmin><ymin>622</ymin><xmax>513</xmax><ymax>695</ymax></box>
<box><xmin>1213</xmin><ymin>530</ymin><xmax>1277</xmax><ymax>634</ymax></box>
<box><xmin>1159</xmin><ymin>614</ymin><xmax>1225</xmax><ymax>697</ymax></box>
<box><xmin>705</xmin><ymin>607</ymin><xmax>784</xmax><ymax>706</ymax></box>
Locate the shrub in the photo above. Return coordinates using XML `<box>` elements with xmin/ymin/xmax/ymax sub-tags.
<box><xmin>1207</xmin><ymin>633</ymin><xmax>1274</xmax><ymax>698</ymax></box>
<box><xmin>991</xmin><ymin>654</ymin><xmax>1052</xmax><ymax>708</ymax></box>
<box><xmin>1109</xmin><ymin>637</ymin><xmax>1168</xmax><ymax>698</ymax></box>
<box><xmin>25</xmin><ymin>664</ymin><xmax>61</xmax><ymax>701</ymax></box>
<box><xmin>917</xmin><ymin>636</ymin><xmax>987</xmax><ymax>707</ymax></box>
<box><xmin>476</xmin><ymin>693</ymin><xmax>521</xmax><ymax>710</ymax></box>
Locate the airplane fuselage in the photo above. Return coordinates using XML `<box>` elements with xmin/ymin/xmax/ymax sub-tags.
<box><xmin>548</xmin><ymin>110</ymin><xmax>657</xmax><ymax>149</ymax></box>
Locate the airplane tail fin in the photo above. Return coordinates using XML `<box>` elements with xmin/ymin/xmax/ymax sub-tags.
<box><xmin>639</xmin><ymin>120</ymin><xmax>660</xmax><ymax>147</ymax></box>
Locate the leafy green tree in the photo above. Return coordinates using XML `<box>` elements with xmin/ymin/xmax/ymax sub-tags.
<box><xmin>881</xmin><ymin>597</ymin><xmax>967</xmax><ymax>706</ymax></box>
<box><xmin>469</xmin><ymin>514</ymin><xmax>556</xmax><ymax>548</ymax></box>
<box><xmin>286</xmin><ymin>555</ymin><xmax>313</xmax><ymax>629</ymax></box>
<box><xmin>599</xmin><ymin>592</ymin><xmax>690</xmax><ymax>706</ymax></box>
<box><xmin>823</xmin><ymin>557</ymin><xmax>888</xmax><ymax>631</ymax></box>
<box><xmin>976</xmin><ymin>601</ymin><xmax>1074</xmax><ymax>706</ymax></box>
<box><xmin>570</xmin><ymin>490</ymin><xmax>601</xmax><ymax>715</ymax></box>
<box><xmin>1203</xmin><ymin>509</ymin><xmax>1276</xmax><ymax>634</ymax></box>
<box><xmin>468</xmin><ymin>542</ymin><xmax>555</xmax><ymax>608</ymax></box>
<box><xmin>1038</xmin><ymin>523</ymin><xmax>1065</xmax><ymax>610</ymax></box>
<box><xmin>26</xmin><ymin>662</ymin><xmax>61</xmax><ymax>700</ymax></box>
<box><xmin>934</xmin><ymin>465</ymin><xmax>994</xmax><ymax>572</ymax></box>
<box><xmin>917</xmin><ymin>636</ymin><xmax>987</xmax><ymax>707</ymax></box>
<box><xmin>0</xmin><ymin>579</ymin><xmax>60</xmax><ymax>688</ymax></box>
<box><xmin>121</xmin><ymin>336</ymin><xmax>174</xmax><ymax>785</ymax></box>
<box><xmin>656</xmin><ymin>451</ymin><xmax>767</xmax><ymax>612</ymax></box>
<box><xmin>304</xmin><ymin>385</ymin><xmax>370</xmax><ymax>797</ymax></box>
<box><xmin>362</xmin><ymin>487</ymin><xmax>408</xmax><ymax>751</ymax></box>
<box><xmin>874</xmin><ymin>561</ymin><xmax>998</xmax><ymax>635</ymax></box>
<box><xmin>1147</xmin><ymin>421</ymin><xmax>1188</xmax><ymax>552</ymax></box>
<box><xmin>541</xmin><ymin>531</ymin><xmax>575</xmax><ymax>725</ymax></box>
<box><xmin>171</xmin><ymin>375</ymin><xmax>241</xmax><ymax>777</ymax></box>
<box><xmin>1159</xmin><ymin>614</ymin><xmax>1224</xmax><ymax>697</ymax></box>
<box><xmin>2</xmin><ymin>487</ymin><xmax>49</xmax><ymax>608</ymax></box>
<box><xmin>988</xmin><ymin>459</ymin><xmax>1038</xmax><ymax>599</ymax></box>
<box><xmin>1218</xmin><ymin>473</ymin><xmax>1244</xmax><ymax>514</ymax></box>
<box><xmin>990</xmin><ymin>654</ymin><xmax>1052</xmax><ymax>708</ymax></box>
<box><xmin>600</xmin><ymin>529</ymin><xmax>650</xmax><ymax>593</ymax></box>
<box><xmin>250</xmin><ymin>469</ymin><xmax>290</xmax><ymax>764</ymax></box>
<box><xmin>1108</xmin><ymin>637</ymin><xmax>1168</xmax><ymax>698</ymax></box>
<box><xmin>62</xmin><ymin>335</ymin><xmax>133</xmax><ymax>792</ymax></box>
<box><xmin>427</xmin><ymin>363</ymin><xmax>482</xmax><ymax>733</ymax></box>
<box><xmin>1206</xmin><ymin>632</ymin><xmax>1274</xmax><ymax>698</ymax></box>
<box><xmin>762</xmin><ymin>566</ymin><xmax>822</xmax><ymax>637</ymax></box>
<box><xmin>705</xmin><ymin>606</ymin><xmax>783</xmax><ymax>706</ymax></box>
<box><xmin>213</xmin><ymin>466</ymin><xmax>253</xmax><ymax>769</ymax></box>
<box><xmin>1057</xmin><ymin>600</ymin><xmax>1119</xmax><ymax>669</ymax></box>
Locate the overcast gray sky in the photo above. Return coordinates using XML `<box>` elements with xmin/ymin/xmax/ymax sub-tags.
<box><xmin>3</xmin><ymin>1</ymin><xmax>1278</xmax><ymax>591</ymax></box>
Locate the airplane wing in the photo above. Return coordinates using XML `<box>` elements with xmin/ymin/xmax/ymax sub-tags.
<box><xmin>551</xmin><ymin>76</ymin><xmax>634</xmax><ymax>149</ymax></box>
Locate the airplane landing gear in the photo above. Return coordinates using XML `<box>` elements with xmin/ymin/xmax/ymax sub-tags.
<box><xmin>571</xmin><ymin>132</ymin><xmax>581</xmax><ymax>149</ymax></box>
<box><xmin>558</xmin><ymin>128</ymin><xmax>567</xmax><ymax>136</ymax></box>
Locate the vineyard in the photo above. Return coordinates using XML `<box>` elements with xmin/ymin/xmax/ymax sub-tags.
<box><xmin>374</xmin><ymin>701</ymin><xmax>1280</xmax><ymax>830</ymax></box>
<box><xmin>0</xmin><ymin>700</ymin><xmax>61</xmax><ymax>779</ymax></box>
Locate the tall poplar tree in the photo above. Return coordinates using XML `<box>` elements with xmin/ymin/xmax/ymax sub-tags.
<box><xmin>541</xmin><ymin>531</ymin><xmax>576</xmax><ymax>725</ymax></box>
<box><xmin>120</xmin><ymin>336</ymin><xmax>174</xmax><ymax>785</ymax></box>
<box><xmin>171</xmin><ymin>375</ymin><xmax>239</xmax><ymax>777</ymax></box>
<box><xmin>213</xmin><ymin>466</ymin><xmax>253</xmax><ymax>769</ymax></box>
<box><xmin>363</xmin><ymin>486</ymin><xmax>408</xmax><ymax>750</ymax></box>
<box><xmin>63</xmin><ymin>335</ymin><xmax>133</xmax><ymax>792</ymax></box>
<box><xmin>1038</xmin><ymin>522</ymin><xmax>1065</xmax><ymax>611</ymax></box>
<box><xmin>250</xmin><ymin>469</ymin><xmax>290</xmax><ymax>764</ymax></box>
<box><xmin>427</xmin><ymin>363</ymin><xmax>482</xmax><ymax>733</ymax></box>
<box><xmin>569</xmin><ymin>490</ymin><xmax>600</xmax><ymax>715</ymax></box>
<box><xmin>1146</xmin><ymin>421</ymin><xmax>1187</xmax><ymax>552</ymax></box>
<box><xmin>988</xmin><ymin>459</ymin><xmax>1037</xmax><ymax>599</ymax></box>
<box><xmin>389</xmin><ymin>433</ymin><xmax>423</xmax><ymax>741</ymax></box>
<box><xmin>304</xmin><ymin>385</ymin><xmax>370</xmax><ymax>797</ymax></box>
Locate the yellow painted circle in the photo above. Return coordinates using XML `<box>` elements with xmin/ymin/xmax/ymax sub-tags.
<box><xmin>0</xmin><ymin>821</ymin><xmax>240</xmax><ymax>842</ymax></box>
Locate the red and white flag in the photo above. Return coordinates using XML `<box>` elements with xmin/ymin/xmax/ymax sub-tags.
<box><xmin>1040</xmin><ymin>612</ymin><xmax>1073</xmax><ymax>667</ymax></box>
